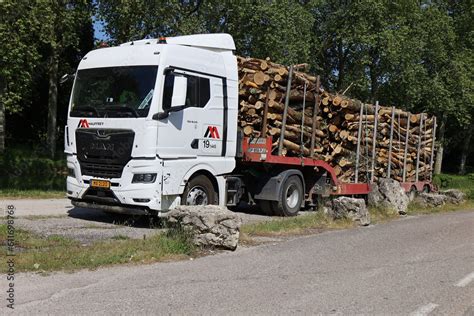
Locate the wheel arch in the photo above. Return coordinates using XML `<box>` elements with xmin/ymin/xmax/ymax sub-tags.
<box><xmin>423</xmin><ymin>183</ymin><xmax>431</xmax><ymax>193</ymax></box>
<box><xmin>180</xmin><ymin>165</ymin><xmax>219</xmax><ymax>199</ymax></box>
<box><xmin>254</xmin><ymin>169</ymin><xmax>305</xmax><ymax>202</ymax></box>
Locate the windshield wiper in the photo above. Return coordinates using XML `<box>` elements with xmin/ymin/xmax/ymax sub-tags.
<box><xmin>70</xmin><ymin>105</ymin><xmax>99</xmax><ymax>117</ymax></box>
<box><xmin>104</xmin><ymin>105</ymin><xmax>138</xmax><ymax>118</ymax></box>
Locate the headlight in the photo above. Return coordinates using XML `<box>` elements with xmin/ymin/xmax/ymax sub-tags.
<box><xmin>68</xmin><ymin>168</ymin><xmax>75</xmax><ymax>177</ymax></box>
<box><xmin>132</xmin><ymin>173</ymin><xmax>157</xmax><ymax>183</ymax></box>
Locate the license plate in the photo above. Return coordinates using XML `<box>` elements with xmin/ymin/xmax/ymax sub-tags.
<box><xmin>90</xmin><ymin>179</ymin><xmax>111</xmax><ymax>189</ymax></box>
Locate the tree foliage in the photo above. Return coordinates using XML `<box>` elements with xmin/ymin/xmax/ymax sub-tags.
<box><xmin>0</xmin><ymin>0</ymin><xmax>472</xmax><ymax>170</ymax></box>
<box><xmin>0</xmin><ymin>0</ymin><xmax>93</xmax><ymax>155</ymax></box>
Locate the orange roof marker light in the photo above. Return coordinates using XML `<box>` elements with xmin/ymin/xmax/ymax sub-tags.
<box><xmin>98</xmin><ymin>41</ymin><xmax>109</xmax><ymax>48</ymax></box>
<box><xmin>158</xmin><ymin>37</ymin><xmax>167</xmax><ymax>44</ymax></box>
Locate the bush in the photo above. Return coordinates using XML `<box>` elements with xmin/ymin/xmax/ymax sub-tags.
<box><xmin>433</xmin><ymin>173</ymin><xmax>474</xmax><ymax>200</ymax></box>
<box><xmin>0</xmin><ymin>147</ymin><xmax>66</xmax><ymax>191</ymax></box>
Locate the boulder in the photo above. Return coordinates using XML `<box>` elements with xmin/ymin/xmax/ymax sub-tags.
<box><xmin>368</xmin><ymin>179</ymin><xmax>409</xmax><ymax>215</ymax></box>
<box><xmin>416</xmin><ymin>193</ymin><xmax>447</xmax><ymax>207</ymax></box>
<box><xmin>166</xmin><ymin>205</ymin><xmax>242</xmax><ymax>250</ymax></box>
<box><xmin>328</xmin><ymin>197</ymin><xmax>370</xmax><ymax>226</ymax></box>
<box><xmin>441</xmin><ymin>189</ymin><xmax>465</xmax><ymax>204</ymax></box>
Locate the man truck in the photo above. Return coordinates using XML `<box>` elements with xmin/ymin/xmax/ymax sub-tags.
<box><xmin>65</xmin><ymin>33</ymin><xmax>434</xmax><ymax>217</ymax></box>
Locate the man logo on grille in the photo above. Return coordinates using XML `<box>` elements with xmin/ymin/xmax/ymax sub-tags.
<box><xmin>77</xmin><ymin>119</ymin><xmax>89</xmax><ymax>128</ymax></box>
<box><xmin>204</xmin><ymin>126</ymin><xmax>220</xmax><ymax>139</ymax></box>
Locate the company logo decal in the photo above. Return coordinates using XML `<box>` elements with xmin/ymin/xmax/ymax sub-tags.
<box><xmin>77</xmin><ymin>119</ymin><xmax>89</xmax><ymax>128</ymax></box>
<box><xmin>204</xmin><ymin>126</ymin><xmax>220</xmax><ymax>139</ymax></box>
<box><xmin>77</xmin><ymin>120</ymin><xmax>104</xmax><ymax>128</ymax></box>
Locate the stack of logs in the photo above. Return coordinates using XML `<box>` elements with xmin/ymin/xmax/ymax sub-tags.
<box><xmin>237</xmin><ymin>56</ymin><xmax>436</xmax><ymax>183</ymax></box>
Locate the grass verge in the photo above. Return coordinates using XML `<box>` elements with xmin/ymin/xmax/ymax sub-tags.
<box><xmin>241</xmin><ymin>212</ymin><xmax>354</xmax><ymax>237</ymax></box>
<box><xmin>407</xmin><ymin>200</ymin><xmax>474</xmax><ymax>215</ymax></box>
<box><xmin>367</xmin><ymin>206</ymin><xmax>400</xmax><ymax>223</ymax></box>
<box><xmin>242</xmin><ymin>197</ymin><xmax>473</xmax><ymax>239</ymax></box>
<box><xmin>0</xmin><ymin>224</ymin><xmax>195</xmax><ymax>273</ymax></box>
<box><xmin>0</xmin><ymin>189</ymin><xmax>65</xmax><ymax>199</ymax></box>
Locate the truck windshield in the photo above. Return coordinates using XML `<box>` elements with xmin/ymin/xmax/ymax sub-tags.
<box><xmin>70</xmin><ymin>66</ymin><xmax>158</xmax><ymax>118</ymax></box>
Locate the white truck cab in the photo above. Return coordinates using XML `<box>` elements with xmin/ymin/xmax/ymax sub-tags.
<box><xmin>65</xmin><ymin>34</ymin><xmax>240</xmax><ymax>215</ymax></box>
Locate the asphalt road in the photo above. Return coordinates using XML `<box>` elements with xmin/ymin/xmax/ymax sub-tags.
<box><xmin>3</xmin><ymin>210</ymin><xmax>473</xmax><ymax>315</ymax></box>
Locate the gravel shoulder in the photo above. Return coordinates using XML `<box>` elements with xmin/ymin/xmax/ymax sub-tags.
<box><xmin>1</xmin><ymin>199</ymin><xmax>283</xmax><ymax>243</ymax></box>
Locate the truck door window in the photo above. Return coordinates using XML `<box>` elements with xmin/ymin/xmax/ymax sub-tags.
<box><xmin>185</xmin><ymin>76</ymin><xmax>210</xmax><ymax>108</ymax></box>
<box><xmin>162</xmin><ymin>72</ymin><xmax>210</xmax><ymax>110</ymax></box>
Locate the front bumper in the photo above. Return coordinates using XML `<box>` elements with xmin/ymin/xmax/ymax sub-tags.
<box><xmin>70</xmin><ymin>200</ymin><xmax>151</xmax><ymax>215</ymax></box>
<box><xmin>67</xmin><ymin>155</ymin><xmax>166</xmax><ymax>213</ymax></box>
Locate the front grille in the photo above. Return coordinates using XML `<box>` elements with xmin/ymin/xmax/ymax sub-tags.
<box><xmin>80</xmin><ymin>162</ymin><xmax>124</xmax><ymax>178</ymax></box>
<box><xmin>76</xmin><ymin>128</ymin><xmax>134</xmax><ymax>179</ymax></box>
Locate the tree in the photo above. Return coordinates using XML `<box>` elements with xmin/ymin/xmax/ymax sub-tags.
<box><xmin>447</xmin><ymin>0</ymin><xmax>474</xmax><ymax>174</ymax></box>
<box><xmin>0</xmin><ymin>1</ymin><xmax>43</xmax><ymax>152</ymax></box>
<box><xmin>39</xmin><ymin>1</ymin><xmax>93</xmax><ymax>158</ymax></box>
<box><xmin>97</xmin><ymin>0</ymin><xmax>314</xmax><ymax>65</ymax></box>
<box><xmin>93</xmin><ymin>0</ymin><xmax>474</xmax><ymax>174</ymax></box>
<box><xmin>0</xmin><ymin>1</ymin><xmax>93</xmax><ymax>157</ymax></box>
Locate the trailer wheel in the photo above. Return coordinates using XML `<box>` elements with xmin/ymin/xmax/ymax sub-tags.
<box><xmin>182</xmin><ymin>175</ymin><xmax>218</xmax><ymax>206</ymax></box>
<box><xmin>423</xmin><ymin>184</ymin><xmax>430</xmax><ymax>193</ymax></box>
<box><xmin>272</xmin><ymin>175</ymin><xmax>303</xmax><ymax>217</ymax></box>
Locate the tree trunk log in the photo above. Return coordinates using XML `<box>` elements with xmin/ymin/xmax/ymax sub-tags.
<box><xmin>47</xmin><ymin>49</ymin><xmax>59</xmax><ymax>159</ymax></box>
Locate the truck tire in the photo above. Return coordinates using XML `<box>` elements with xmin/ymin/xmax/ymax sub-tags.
<box><xmin>181</xmin><ymin>175</ymin><xmax>218</xmax><ymax>206</ymax></box>
<box><xmin>272</xmin><ymin>175</ymin><xmax>303</xmax><ymax>217</ymax></box>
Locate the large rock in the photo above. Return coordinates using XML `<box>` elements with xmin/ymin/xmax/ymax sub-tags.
<box><xmin>441</xmin><ymin>189</ymin><xmax>465</xmax><ymax>204</ymax></box>
<box><xmin>328</xmin><ymin>197</ymin><xmax>370</xmax><ymax>226</ymax></box>
<box><xmin>416</xmin><ymin>193</ymin><xmax>447</xmax><ymax>207</ymax></box>
<box><xmin>166</xmin><ymin>205</ymin><xmax>242</xmax><ymax>250</ymax></box>
<box><xmin>368</xmin><ymin>179</ymin><xmax>409</xmax><ymax>215</ymax></box>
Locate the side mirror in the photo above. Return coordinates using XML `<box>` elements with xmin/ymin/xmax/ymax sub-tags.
<box><xmin>152</xmin><ymin>74</ymin><xmax>188</xmax><ymax>120</ymax></box>
<box><xmin>171</xmin><ymin>76</ymin><xmax>187</xmax><ymax>108</ymax></box>
<box><xmin>152</xmin><ymin>105</ymin><xmax>187</xmax><ymax>120</ymax></box>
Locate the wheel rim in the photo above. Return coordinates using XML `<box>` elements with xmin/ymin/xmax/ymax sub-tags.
<box><xmin>286</xmin><ymin>184</ymin><xmax>299</xmax><ymax>209</ymax></box>
<box><xmin>186</xmin><ymin>186</ymin><xmax>208</xmax><ymax>205</ymax></box>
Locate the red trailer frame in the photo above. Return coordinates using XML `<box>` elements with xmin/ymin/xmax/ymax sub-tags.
<box><xmin>241</xmin><ymin>137</ymin><xmax>434</xmax><ymax>196</ymax></box>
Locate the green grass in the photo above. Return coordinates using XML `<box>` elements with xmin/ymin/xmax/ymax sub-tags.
<box><xmin>241</xmin><ymin>180</ymin><xmax>474</xmax><ymax>239</ymax></box>
<box><xmin>433</xmin><ymin>173</ymin><xmax>474</xmax><ymax>200</ymax></box>
<box><xmin>368</xmin><ymin>206</ymin><xmax>400</xmax><ymax>223</ymax></box>
<box><xmin>241</xmin><ymin>212</ymin><xmax>354</xmax><ymax>237</ymax></box>
<box><xmin>0</xmin><ymin>224</ymin><xmax>195</xmax><ymax>273</ymax></box>
<box><xmin>407</xmin><ymin>199</ymin><xmax>474</xmax><ymax>215</ymax></box>
<box><xmin>0</xmin><ymin>189</ymin><xmax>65</xmax><ymax>199</ymax></box>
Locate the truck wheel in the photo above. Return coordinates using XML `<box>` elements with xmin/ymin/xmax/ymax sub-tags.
<box><xmin>182</xmin><ymin>175</ymin><xmax>218</xmax><ymax>206</ymax></box>
<box><xmin>272</xmin><ymin>175</ymin><xmax>303</xmax><ymax>217</ymax></box>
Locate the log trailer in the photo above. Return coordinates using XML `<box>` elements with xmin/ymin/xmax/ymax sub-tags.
<box><xmin>65</xmin><ymin>34</ymin><xmax>436</xmax><ymax>216</ymax></box>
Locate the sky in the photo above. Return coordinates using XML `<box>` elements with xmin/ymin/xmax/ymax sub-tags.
<box><xmin>93</xmin><ymin>19</ymin><xmax>109</xmax><ymax>41</ymax></box>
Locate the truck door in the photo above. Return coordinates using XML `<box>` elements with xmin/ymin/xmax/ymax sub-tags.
<box><xmin>156</xmin><ymin>69</ymin><xmax>225</xmax><ymax>159</ymax></box>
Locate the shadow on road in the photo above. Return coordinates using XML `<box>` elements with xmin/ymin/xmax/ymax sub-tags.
<box><xmin>67</xmin><ymin>207</ymin><xmax>161</xmax><ymax>229</ymax></box>
<box><xmin>65</xmin><ymin>202</ymin><xmax>277</xmax><ymax>229</ymax></box>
